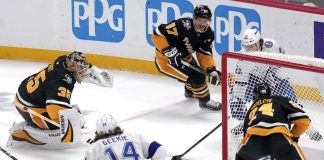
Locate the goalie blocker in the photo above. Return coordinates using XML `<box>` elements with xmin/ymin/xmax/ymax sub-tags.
<box><xmin>83</xmin><ymin>66</ymin><xmax>113</xmax><ymax>88</ymax></box>
<box><xmin>8</xmin><ymin>109</ymin><xmax>82</xmax><ymax>149</ymax></box>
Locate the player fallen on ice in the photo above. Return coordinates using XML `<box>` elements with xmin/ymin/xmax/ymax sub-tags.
<box><xmin>240</xmin><ymin>28</ymin><xmax>285</xmax><ymax>54</ymax></box>
<box><xmin>85</xmin><ymin>114</ymin><xmax>167</xmax><ymax>160</ymax></box>
<box><xmin>230</xmin><ymin>28</ymin><xmax>323</xmax><ymax>142</ymax></box>
<box><xmin>8</xmin><ymin>51</ymin><xmax>113</xmax><ymax>149</ymax></box>
<box><xmin>152</xmin><ymin>5</ymin><xmax>221</xmax><ymax>111</ymax></box>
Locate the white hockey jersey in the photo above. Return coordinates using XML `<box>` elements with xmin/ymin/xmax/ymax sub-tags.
<box><xmin>85</xmin><ymin>133</ymin><xmax>167</xmax><ymax>160</ymax></box>
<box><xmin>231</xmin><ymin>38</ymin><xmax>296</xmax><ymax>120</ymax></box>
<box><xmin>240</xmin><ymin>38</ymin><xmax>285</xmax><ymax>54</ymax></box>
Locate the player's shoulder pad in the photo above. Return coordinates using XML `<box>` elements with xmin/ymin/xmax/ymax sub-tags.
<box><xmin>202</xmin><ymin>26</ymin><xmax>214</xmax><ymax>40</ymax></box>
<box><xmin>54</xmin><ymin>55</ymin><xmax>68</xmax><ymax>70</ymax></box>
<box><xmin>175</xmin><ymin>17</ymin><xmax>193</xmax><ymax>31</ymax></box>
<box><xmin>53</xmin><ymin>56</ymin><xmax>76</xmax><ymax>85</ymax></box>
<box><xmin>288</xmin><ymin>100</ymin><xmax>303</xmax><ymax>109</ymax></box>
<box><xmin>61</xmin><ymin>74</ymin><xmax>74</xmax><ymax>85</ymax></box>
<box><xmin>272</xmin><ymin>95</ymin><xmax>289</xmax><ymax>102</ymax></box>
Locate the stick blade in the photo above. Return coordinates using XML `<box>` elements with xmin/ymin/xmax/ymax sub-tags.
<box><xmin>171</xmin><ymin>155</ymin><xmax>183</xmax><ymax>160</ymax></box>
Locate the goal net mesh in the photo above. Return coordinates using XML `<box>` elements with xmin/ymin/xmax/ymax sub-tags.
<box><xmin>222</xmin><ymin>52</ymin><xmax>324</xmax><ymax>160</ymax></box>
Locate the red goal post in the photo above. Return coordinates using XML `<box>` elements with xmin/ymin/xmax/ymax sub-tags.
<box><xmin>221</xmin><ymin>52</ymin><xmax>324</xmax><ymax>160</ymax></box>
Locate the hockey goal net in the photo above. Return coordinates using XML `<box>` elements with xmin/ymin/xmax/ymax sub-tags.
<box><xmin>222</xmin><ymin>52</ymin><xmax>324</xmax><ymax>160</ymax></box>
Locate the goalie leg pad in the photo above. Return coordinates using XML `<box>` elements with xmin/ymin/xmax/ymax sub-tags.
<box><xmin>8</xmin><ymin>109</ymin><xmax>82</xmax><ymax>149</ymax></box>
<box><xmin>8</xmin><ymin>122</ymin><xmax>80</xmax><ymax>149</ymax></box>
<box><xmin>59</xmin><ymin>109</ymin><xmax>82</xmax><ymax>144</ymax></box>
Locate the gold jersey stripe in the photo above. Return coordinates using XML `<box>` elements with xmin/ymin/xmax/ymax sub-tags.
<box><xmin>247</xmin><ymin>126</ymin><xmax>293</xmax><ymax>137</ymax></box>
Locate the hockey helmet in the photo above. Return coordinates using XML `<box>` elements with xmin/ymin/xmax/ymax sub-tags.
<box><xmin>193</xmin><ymin>5</ymin><xmax>212</xmax><ymax>33</ymax></box>
<box><xmin>66</xmin><ymin>51</ymin><xmax>89</xmax><ymax>82</ymax></box>
<box><xmin>96</xmin><ymin>114</ymin><xmax>118</xmax><ymax>135</ymax></box>
<box><xmin>253</xmin><ymin>82</ymin><xmax>271</xmax><ymax>100</ymax></box>
<box><xmin>241</xmin><ymin>28</ymin><xmax>263</xmax><ymax>52</ymax></box>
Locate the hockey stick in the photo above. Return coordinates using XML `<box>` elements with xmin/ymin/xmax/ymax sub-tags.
<box><xmin>180</xmin><ymin>60</ymin><xmax>221</xmax><ymax>86</ymax></box>
<box><xmin>0</xmin><ymin>146</ymin><xmax>18</xmax><ymax>160</ymax></box>
<box><xmin>15</xmin><ymin>103</ymin><xmax>60</xmax><ymax>127</ymax></box>
<box><xmin>172</xmin><ymin>122</ymin><xmax>222</xmax><ymax>160</ymax></box>
<box><xmin>180</xmin><ymin>60</ymin><xmax>210</xmax><ymax>76</ymax></box>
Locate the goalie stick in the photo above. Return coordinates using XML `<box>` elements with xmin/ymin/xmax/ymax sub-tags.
<box><xmin>0</xmin><ymin>146</ymin><xmax>18</xmax><ymax>160</ymax></box>
<box><xmin>14</xmin><ymin>102</ymin><xmax>82</xmax><ymax>143</ymax></box>
<box><xmin>15</xmin><ymin>103</ymin><xmax>60</xmax><ymax>128</ymax></box>
<box><xmin>172</xmin><ymin>122</ymin><xmax>222</xmax><ymax>160</ymax></box>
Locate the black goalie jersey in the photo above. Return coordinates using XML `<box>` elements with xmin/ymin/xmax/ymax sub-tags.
<box><xmin>242</xmin><ymin>96</ymin><xmax>310</xmax><ymax>138</ymax></box>
<box><xmin>16</xmin><ymin>55</ymin><xmax>76</xmax><ymax>129</ymax></box>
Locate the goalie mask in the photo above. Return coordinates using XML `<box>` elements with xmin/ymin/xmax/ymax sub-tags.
<box><xmin>66</xmin><ymin>51</ymin><xmax>90</xmax><ymax>83</ymax></box>
<box><xmin>193</xmin><ymin>5</ymin><xmax>212</xmax><ymax>33</ymax></box>
<box><xmin>96</xmin><ymin>114</ymin><xmax>117</xmax><ymax>135</ymax></box>
<box><xmin>253</xmin><ymin>83</ymin><xmax>271</xmax><ymax>100</ymax></box>
<box><xmin>241</xmin><ymin>28</ymin><xmax>264</xmax><ymax>52</ymax></box>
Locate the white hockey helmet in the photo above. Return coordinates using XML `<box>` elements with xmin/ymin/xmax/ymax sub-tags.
<box><xmin>241</xmin><ymin>28</ymin><xmax>262</xmax><ymax>51</ymax></box>
<box><xmin>96</xmin><ymin>114</ymin><xmax>117</xmax><ymax>134</ymax></box>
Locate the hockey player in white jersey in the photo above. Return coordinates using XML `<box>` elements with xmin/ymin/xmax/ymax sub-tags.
<box><xmin>85</xmin><ymin>115</ymin><xmax>167</xmax><ymax>160</ymax></box>
<box><xmin>231</xmin><ymin>28</ymin><xmax>295</xmax><ymax>120</ymax></box>
<box><xmin>241</xmin><ymin>28</ymin><xmax>285</xmax><ymax>54</ymax></box>
<box><xmin>230</xmin><ymin>28</ymin><xmax>322</xmax><ymax>142</ymax></box>
<box><xmin>230</xmin><ymin>28</ymin><xmax>294</xmax><ymax>134</ymax></box>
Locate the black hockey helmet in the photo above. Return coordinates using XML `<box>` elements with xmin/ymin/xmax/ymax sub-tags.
<box><xmin>193</xmin><ymin>5</ymin><xmax>212</xmax><ymax>21</ymax></box>
<box><xmin>193</xmin><ymin>5</ymin><xmax>212</xmax><ymax>33</ymax></box>
<box><xmin>253</xmin><ymin>82</ymin><xmax>271</xmax><ymax>100</ymax></box>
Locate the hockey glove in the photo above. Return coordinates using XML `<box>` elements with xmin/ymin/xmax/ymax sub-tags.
<box><xmin>83</xmin><ymin>66</ymin><xmax>113</xmax><ymax>88</ymax></box>
<box><xmin>162</xmin><ymin>46</ymin><xmax>183</xmax><ymax>67</ymax></box>
<box><xmin>206</xmin><ymin>67</ymin><xmax>221</xmax><ymax>86</ymax></box>
<box><xmin>292</xmin><ymin>137</ymin><xmax>299</xmax><ymax>143</ymax></box>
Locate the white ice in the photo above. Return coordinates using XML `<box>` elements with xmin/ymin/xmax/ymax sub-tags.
<box><xmin>0</xmin><ymin>59</ymin><xmax>222</xmax><ymax>160</ymax></box>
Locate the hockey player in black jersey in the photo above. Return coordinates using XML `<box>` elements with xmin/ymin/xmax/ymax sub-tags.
<box><xmin>152</xmin><ymin>5</ymin><xmax>221</xmax><ymax>111</ymax></box>
<box><xmin>235</xmin><ymin>83</ymin><xmax>310</xmax><ymax>160</ymax></box>
<box><xmin>8</xmin><ymin>51</ymin><xmax>113</xmax><ymax>149</ymax></box>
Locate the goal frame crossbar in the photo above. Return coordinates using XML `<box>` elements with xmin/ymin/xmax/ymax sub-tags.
<box><xmin>221</xmin><ymin>52</ymin><xmax>324</xmax><ymax>160</ymax></box>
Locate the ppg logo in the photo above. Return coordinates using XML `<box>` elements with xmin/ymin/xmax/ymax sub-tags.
<box><xmin>146</xmin><ymin>0</ymin><xmax>194</xmax><ymax>46</ymax></box>
<box><xmin>214</xmin><ymin>5</ymin><xmax>261</xmax><ymax>55</ymax></box>
<box><xmin>72</xmin><ymin>0</ymin><xmax>125</xmax><ymax>42</ymax></box>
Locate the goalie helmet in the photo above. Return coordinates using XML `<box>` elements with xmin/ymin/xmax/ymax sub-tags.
<box><xmin>66</xmin><ymin>51</ymin><xmax>90</xmax><ymax>82</ymax></box>
<box><xmin>253</xmin><ymin>82</ymin><xmax>271</xmax><ymax>100</ymax></box>
<box><xmin>193</xmin><ymin>5</ymin><xmax>212</xmax><ymax>33</ymax></box>
<box><xmin>241</xmin><ymin>28</ymin><xmax>263</xmax><ymax>52</ymax></box>
<box><xmin>96</xmin><ymin>114</ymin><xmax>117</xmax><ymax>135</ymax></box>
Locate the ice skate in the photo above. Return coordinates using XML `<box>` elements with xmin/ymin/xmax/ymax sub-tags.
<box><xmin>199</xmin><ymin>99</ymin><xmax>222</xmax><ymax>111</ymax></box>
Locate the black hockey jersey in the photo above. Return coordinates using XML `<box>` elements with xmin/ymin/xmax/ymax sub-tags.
<box><xmin>153</xmin><ymin>17</ymin><xmax>216</xmax><ymax>70</ymax></box>
<box><xmin>242</xmin><ymin>96</ymin><xmax>310</xmax><ymax>138</ymax></box>
<box><xmin>157</xmin><ymin>17</ymin><xmax>214</xmax><ymax>57</ymax></box>
<box><xmin>17</xmin><ymin>55</ymin><xmax>76</xmax><ymax>109</ymax></box>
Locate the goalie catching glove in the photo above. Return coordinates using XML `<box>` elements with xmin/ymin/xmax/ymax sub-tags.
<box><xmin>206</xmin><ymin>67</ymin><xmax>221</xmax><ymax>86</ymax></box>
<box><xmin>83</xmin><ymin>65</ymin><xmax>113</xmax><ymax>88</ymax></box>
<box><xmin>162</xmin><ymin>46</ymin><xmax>183</xmax><ymax>67</ymax></box>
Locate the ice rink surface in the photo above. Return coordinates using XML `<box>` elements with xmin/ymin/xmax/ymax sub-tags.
<box><xmin>0</xmin><ymin>59</ymin><xmax>222</xmax><ymax>160</ymax></box>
